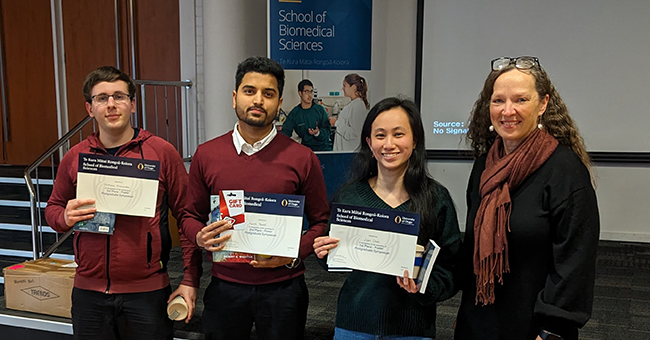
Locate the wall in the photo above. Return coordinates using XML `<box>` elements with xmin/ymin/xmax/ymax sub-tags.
<box><xmin>192</xmin><ymin>0</ymin><xmax>650</xmax><ymax>242</ymax></box>
<box><xmin>428</xmin><ymin>161</ymin><xmax>650</xmax><ymax>243</ymax></box>
<box><xmin>199</xmin><ymin>0</ymin><xmax>418</xmax><ymax>141</ymax></box>
<box><xmin>200</xmin><ymin>0</ymin><xmax>268</xmax><ymax>141</ymax></box>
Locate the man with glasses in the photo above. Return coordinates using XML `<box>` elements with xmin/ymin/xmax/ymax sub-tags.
<box><xmin>279</xmin><ymin>78</ymin><xmax>333</xmax><ymax>151</ymax></box>
<box><xmin>45</xmin><ymin>66</ymin><xmax>200</xmax><ymax>339</ymax></box>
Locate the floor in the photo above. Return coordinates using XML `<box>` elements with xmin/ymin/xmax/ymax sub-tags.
<box><xmin>164</xmin><ymin>240</ymin><xmax>650</xmax><ymax>340</ymax></box>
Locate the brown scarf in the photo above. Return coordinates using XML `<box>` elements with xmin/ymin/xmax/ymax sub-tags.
<box><xmin>473</xmin><ymin>128</ymin><xmax>558</xmax><ymax>305</ymax></box>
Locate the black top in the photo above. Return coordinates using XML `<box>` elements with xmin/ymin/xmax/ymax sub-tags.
<box><xmin>454</xmin><ymin>145</ymin><xmax>600</xmax><ymax>340</ymax></box>
<box><xmin>105</xmin><ymin>128</ymin><xmax>140</xmax><ymax>156</ymax></box>
<box><xmin>333</xmin><ymin>180</ymin><xmax>462</xmax><ymax>337</ymax></box>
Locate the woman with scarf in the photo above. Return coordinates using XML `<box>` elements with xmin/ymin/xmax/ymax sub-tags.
<box><xmin>454</xmin><ymin>57</ymin><xmax>599</xmax><ymax>340</ymax></box>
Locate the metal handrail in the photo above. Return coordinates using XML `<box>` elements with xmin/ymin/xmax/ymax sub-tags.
<box><xmin>24</xmin><ymin>115</ymin><xmax>93</xmax><ymax>259</ymax></box>
<box><xmin>24</xmin><ymin>115</ymin><xmax>93</xmax><ymax>198</ymax></box>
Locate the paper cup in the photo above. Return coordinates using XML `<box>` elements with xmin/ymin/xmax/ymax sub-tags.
<box><xmin>167</xmin><ymin>295</ymin><xmax>188</xmax><ymax>321</ymax></box>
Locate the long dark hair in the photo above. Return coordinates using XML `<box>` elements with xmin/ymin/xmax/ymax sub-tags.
<box><xmin>344</xmin><ymin>73</ymin><xmax>369</xmax><ymax>109</ymax></box>
<box><xmin>348</xmin><ymin>97</ymin><xmax>439</xmax><ymax>240</ymax></box>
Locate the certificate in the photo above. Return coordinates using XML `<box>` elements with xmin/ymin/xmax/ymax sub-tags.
<box><xmin>221</xmin><ymin>192</ymin><xmax>305</xmax><ymax>258</ymax></box>
<box><xmin>76</xmin><ymin>153</ymin><xmax>160</xmax><ymax>217</ymax></box>
<box><xmin>327</xmin><ymin>203</ymin><xmax>420</xmax><ymax>278</ymax></box>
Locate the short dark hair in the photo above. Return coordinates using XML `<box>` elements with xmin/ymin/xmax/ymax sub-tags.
<box><xmin>82</xmin><ymin>66</ymin><xmax>136</xmax><ymax>103</ymax></box>
<box><xmin>298</xmin><ymin>79</ymin><xmax>313</xmax><ymax>92</ymax></box>
<box><xmin>235</xmin><ymin>57</ymin><xmax>285</xmax><ymax>97</ymax></box>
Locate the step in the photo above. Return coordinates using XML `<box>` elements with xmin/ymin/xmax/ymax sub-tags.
<box><xmin>0</xmin><ymin>165</ymin><xmax>56</xmax><ymax>180</ymax></box>
<box><xmin>0</xmin><ymin>181</ymin><xmax>53</xmax><ymax>202</ymax></box>
<box><xmin>0</xmin><ymin>206</ymin><xmax>47</xmax><ymax>226</ymax></box>
<box><xmin>0</xmin><ymin>177</ymin><xmax>54</xmax><ymax>186</ymax></box>
<box><xmin>0</xmin><ymin>199</ymin><xmax>46</xmax><ymax>209</ymax></box>
<box><xmin>0</xmin><ymin>230</ymin><xmax>74</xmax><ymax>254</ymax></box>
<box><xmin>0</xmin><ymin>223</ymin><xmax>55</xmax><ymax>233</ymax></box>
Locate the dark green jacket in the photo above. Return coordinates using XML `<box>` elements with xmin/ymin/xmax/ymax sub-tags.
<box><xmin>280</xmin><ymin>103</ymin><xmax>332</xmax><ymax>151</ymax></box>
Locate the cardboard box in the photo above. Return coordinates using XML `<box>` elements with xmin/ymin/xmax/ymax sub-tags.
<box><xmin>3</xmin><ymin>258</ymin><xmax>75</xmax><ymax>318</ymax></box>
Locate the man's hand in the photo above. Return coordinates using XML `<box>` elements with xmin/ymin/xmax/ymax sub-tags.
<box><xmin>167</xmin><ymin>284</ymin><xmax>198</xmax><ymax>323</ymax></box>
<box><xmin>308</xmin><ymin>121</ymin><xmax>319</xmax><ymax>136</ymax></box>
<box><xmin>196</xmin><ymin>220</ymin><xmax>233</xmax><ymax>252</ymax></box>
<box><xmin>313</xmin><ymin>236</ymin><xmax>339</xmax><ymax>259</ymax></box>
<box><xmin>396</xmin><ymin>269</ymin><xmax>419</xmax><ymax>294</ymax></box>
<box><xmin>64</xmin><ymin>198</ymin><xmax>96</xmax><ymax>227</ymax></box>
<box><xmin>249</xmin><ymin>255</ymin><xmax>293</xmax><ymax>268</ymax></box>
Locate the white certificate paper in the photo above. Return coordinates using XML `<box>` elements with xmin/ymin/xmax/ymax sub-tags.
<box><xmin>76</xmin><ymin>153</ymin><xmax>160</xmax><ymax>217</ymax></box>
<box><xmin>327</xmin><ymin>203</ymin><xmax>420</xmax><ymax>277</ymax></box>
<box><xmin>222</xmin><ymin>192</ymin><xmax>305</xmax><ymax>258</ymax></box>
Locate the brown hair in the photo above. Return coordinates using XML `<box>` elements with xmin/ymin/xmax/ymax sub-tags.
<box><xmin>82</xmin><ymin>66</ymin><xmax>136</xmax><ymax>103</ymax></box>
<box><xmin>344</xmin><ymin>73</ymin><xmax>369</xmax><ymax>109</ymax></box>
<box><xmin>466</xmin><ymin>64</ymin><xmax>591</xmax><ymax>170</ymax></box>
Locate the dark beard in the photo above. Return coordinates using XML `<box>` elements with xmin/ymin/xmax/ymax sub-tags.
<box><xmin>237</xmin><ymin>106</ymin><xmax>276</xmax><ymax>127</ymax></box>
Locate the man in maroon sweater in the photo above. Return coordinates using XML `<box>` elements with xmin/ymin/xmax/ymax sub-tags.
<box><xmin>45</xmin><ymin>66</ymin><xmax>200</xmax><ymax>339</ymax></box>
<box><xmin>180</xmin><ymin>57</ymin><xmax>329</xmax><ymax>339</ymax></box>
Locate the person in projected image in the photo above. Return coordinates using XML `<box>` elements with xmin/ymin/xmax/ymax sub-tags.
<box><xmin>279</xmin><ymin>78</ymin><xmax>332</xmax><ymax>151</ymax></box>
<box><xmin>330</xmin><ymin>73</ymin><xmax>370</xmax><ymax>151</ymax></box>
<box><xmin>454</xmin><ymin>56</ymin><xmax>600</xmax><ymax>340</ymax></box>
<box><xmin>314</xmin><ymin>97</ymin><xmax>462</xmax><ymax>339</ymax></box>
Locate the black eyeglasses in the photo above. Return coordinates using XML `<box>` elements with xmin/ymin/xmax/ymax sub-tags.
<box><xmin>491</xmin><ymin>56</ymin><xmax>540</xmax><ymax>71</ymax></box>
<box><xmin>90</xmin><ymin>92</ymin><xmax>132</xmax><ymax>106</ymax></box>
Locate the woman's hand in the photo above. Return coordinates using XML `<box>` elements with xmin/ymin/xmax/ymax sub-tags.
<box><xmin>396</xmin><ymin>269</ymin><xmax>419</xmax><ymax>293</ymax></box>
<box><xmin>313</xmin><ymin>236</ymin><xmax>339</xmax><ymax>259</ymax></box>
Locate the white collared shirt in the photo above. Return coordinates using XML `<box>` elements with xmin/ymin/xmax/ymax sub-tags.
<box><xmin>232</xmin><ymin>122</ymin><xmax>278</xmax><ymax>156</ymax></box>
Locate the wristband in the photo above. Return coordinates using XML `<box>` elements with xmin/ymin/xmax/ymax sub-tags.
<box><xmin>285</xmin><ymin>257</ymin><xmax>301</xmax><ymax>269</ymax></box>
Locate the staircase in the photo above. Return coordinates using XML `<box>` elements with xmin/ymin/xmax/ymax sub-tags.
<box><xmin>0</xmin><ymin>165</ymin><xmax>75</xmax><ymax>339</ymax></box>
<box><xmin>0</xmin><ymin>165</ymin><xmax>75</xmax><ymax>289</ymax></box>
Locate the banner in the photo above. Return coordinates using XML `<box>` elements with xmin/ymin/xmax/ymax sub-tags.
<box><xmin>268</xmin><ymin>0</ymin><xmax>372</xmax><ymax>70</ymax></box>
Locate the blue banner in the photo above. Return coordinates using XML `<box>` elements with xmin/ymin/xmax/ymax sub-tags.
<box><xmin>269</xmin><ymin>0</ymin><xmax>372</xmax><ymax>70</ymax></box>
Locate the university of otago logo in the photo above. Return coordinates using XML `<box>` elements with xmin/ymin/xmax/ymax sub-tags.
<box><xmin>394</xmin><ymin>216</ymin><xmax>402</xmax><ymax>224</ymax></box>
<box><xmin>281</xmin><ymin>199</ymin><xmax>288</xmax><ymax>207</ymax></box>
<box><xmin>137</xmin><ymin>163</ymin><xmax>144</xmax><ymax>170</ymax></box>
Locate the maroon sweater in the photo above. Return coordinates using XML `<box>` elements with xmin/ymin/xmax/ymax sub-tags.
<box><xmin>181</xmin><ymin>132</ymin><xmax>329</xmax><ymax>285</ymax></box>
<box><xmin>45</xmin><ymin>129</ymin><xmax>201</xmax><ymax>293</ymax></box>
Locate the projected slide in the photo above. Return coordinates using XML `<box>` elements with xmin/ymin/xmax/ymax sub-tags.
<box><xmin>420</xmin><ymin>0</ymin><xmax>650</xmax><ymax>152</ymax></box>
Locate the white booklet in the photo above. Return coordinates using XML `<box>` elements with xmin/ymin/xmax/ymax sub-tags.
<box><xmin>220</xmin><ymin>191</ymin><xmax>305</xmax><ymax>258</ymax></box>
<box><xmin>415</xmin><ymin>239</ymin><xmax>441</xmax><ymax>294</ymax></box>
<box><xmin>76</xmin><ymin>153</ymin><xmax>160</xmax><ymax>217</ymax></box>
<box><xmin>327</xmin><ymin>203</ymin><xmax>420</xmax><ymax>278</ymax></box>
